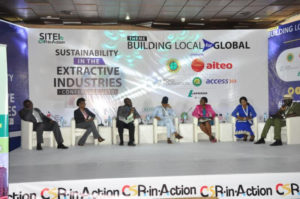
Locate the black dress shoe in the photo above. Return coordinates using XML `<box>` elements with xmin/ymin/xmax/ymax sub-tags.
<box><xmin>36</xmin><ymin>144</ymin><xmax>43</xmax><ymax>150</ymax></box>
<box><xmin>128</xmin><ymin>143</ymin><xmax>136</xmax><ymax>146</ymax></box>
<box><xmin>98</xmin><ymin>137</ymin><xmax>105</xmax><ymax>143</ymax></box>
<box><xmin>57</xmin><ymin>144</ymin><xmax>68</xmax><ymax>149</ymax></box>
<box><xmin>119</xmin><ymin>142</ymin><xmax>124</xmax><ymax>146</ymax></box>
<box><xmin>78</xmin><ymin>143</ymin><xmax>84</xmax><ymax>146</ymax></box>
<box><xmin>254</xmin><ymin>138</ymin><xmax>265</xmax><ymax>144</ymax></box>
<box><xmin>270</xmin><ymin>140</ymin><xmax>282</xmax><ymax>146</ymax></box>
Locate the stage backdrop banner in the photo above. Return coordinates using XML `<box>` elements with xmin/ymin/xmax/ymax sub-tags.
<box><xmin>0</xmin><ymin>44</ymin><xmax>9</xmax><ymax>198</ymax></box>
<box><xmin>28</xmin><ymin>29</ymin><xmax>268</xmax><ymax>124</ymax></box>
<box><xmin>9</xmin><ymin>172</ymin><xmax>300</xmax><ymax>199</ymax></box>
<box><xmin>268</xmin><ymin>20</ymin><xmax>300</xmax><ymax>114</ymax></box>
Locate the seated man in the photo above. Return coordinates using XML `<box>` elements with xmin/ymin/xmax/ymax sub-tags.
<box><xmin>255</xmin><ymin>94</ymin><xmax>300</xmax><ymax>146</ymax></box>
<box><xmin>19</xmin><ymin>99</ymin><xmax>68</xmax><ymax>150</ymax></box>
<box><xmin>74</xmin><ymin>98</ymin><xmax>105</xmax><ymax>146</ymax></box>
<box><xmin>116</xmin><ymin>98</ymin><xmax>140</xmax><ymax>146</ymax></box>
<box><xmin>152</xmin><ymin>96</ymin><xmax>183</xmax><ymax>144</ymax></box>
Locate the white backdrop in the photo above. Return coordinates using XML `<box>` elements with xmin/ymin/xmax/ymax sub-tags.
<box><xmin>28</xmin><ymin>29</ymin><xmax>268</xmax><ymax>125</ymax></box>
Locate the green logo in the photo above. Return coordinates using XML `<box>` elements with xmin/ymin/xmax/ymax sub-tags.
<box><xmin>166</xmin><ymin>59</ymin><xmax>181</xmax><ymax>73</ymax></box>
<box><xmin>188</xmin><ymin>90</ymin><xmax>193</xmax><ymax>97</ymax></box>
<box><xmin>287</xmin><ymin>53</ymin><xmax>294</xmax><ymax>62</ymax></box>
<box><xmin>193</xmin><ymin>77</ymin><xmax>202</xmax><ymax>87</ymax></box>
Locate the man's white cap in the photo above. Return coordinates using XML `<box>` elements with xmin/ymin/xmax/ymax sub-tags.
<box><xmin>283</xmin><ymin>94</ymin><xmax>293</xmax><ymax>99</ymax></box>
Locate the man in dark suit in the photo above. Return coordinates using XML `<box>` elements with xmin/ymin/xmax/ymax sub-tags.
<box><xmin>116</xmin><ymin>98</ymin><xmax>140</xmax><ymax>146</ymax></box>
<box><xmin>74</xmin><ymin>98</ymin><xmax>105</xmax><ymax>146</ymax></box>
<box><xmin>19</xmin><ymin>99</ymin><xmax>68</xmax><ymax>150</ymax></box>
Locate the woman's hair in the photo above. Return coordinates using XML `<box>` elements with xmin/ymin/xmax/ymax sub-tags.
<box><xmin>200</xmin><ymin>97</ymin><xmax>208</xmax><ymax>103</ymax></box>
<box><xmin>76</xmin><ymin>98</ymin><xmax>85</xmax><ymax>106</ymax></box>
<box><xmin>239</xmin><ymin>96</ymin><xmax>249</xmax><ymax>105</ymax></box>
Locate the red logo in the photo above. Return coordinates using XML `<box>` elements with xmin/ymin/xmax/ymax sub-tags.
<box><xmin>191</xmin><ymin>59</ymin><xmax>233</xmax><ymax>72</ymax></box>
<box><xmin>191</xmin><ymin>58</ymin><xmax>205</xmax><ymax>72</ymax></box>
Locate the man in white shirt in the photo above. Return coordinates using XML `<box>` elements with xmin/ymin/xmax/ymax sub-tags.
<box><xmin>19</xmin><ymin>99</ymin><xmax>68</xmax><ymax>150</ymax></box>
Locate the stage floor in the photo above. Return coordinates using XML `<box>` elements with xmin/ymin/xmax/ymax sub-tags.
<box><xmin>9</xmin><ymin>141</ymin><xmax>300</xmax><ymax>183</ymax></box>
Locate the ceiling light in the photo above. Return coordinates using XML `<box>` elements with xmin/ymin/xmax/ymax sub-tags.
<box><xmin>188</xmin><ymin>23</ymin><xmax>205</xmax><ymax>26</ymax></box>
<box><xmin>125</xmin><ymin>15</ymin><xmax>130</xmax><ymax>20</ymax></box>
<box><xmin>152</xmin><ymin>22</ymin><xmax>170</xmax><ymax>26</ymax></box>
<box><xmin>63</xmin><ymin>21</ymin><xmax>81</xmax><ymax>25</ymax></box>
<box><xmin>40</xmin><ymin>16</ymin><xmax>60</xmax><ymax>20</ymax></box>
<box><xmin>181</xmin><ymin>17</ymin><xmax>186</xmax><ymax>22</ymax></box>
<box><xmin>200</xmin><ymin>18</ymin><xmax>205</xmax><ymax>21</ymax></box>
<box><xmin>254</xmin><ymin>17</ymin><xmax>260</xmax><ymax>20</ymax></box>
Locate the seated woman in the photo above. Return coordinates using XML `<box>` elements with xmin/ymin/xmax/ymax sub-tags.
<box><xmin>192</xmin><ymin>97</ymin><xmax>217</xmax><ymax>143</ymax></box>
<box><xmin>232</xmin><ymin>96</ymin><xmax>257</xmax><ymax>141</ymax></box>
<box><xmin>152</xmin><ymin>96</ymin><xmax>183</xmax><ymax>144</ymax></box>
<box><xmin>74</xmin><ymin>98</ymin><xmax>105</xmax><ymax>146</ymax></box>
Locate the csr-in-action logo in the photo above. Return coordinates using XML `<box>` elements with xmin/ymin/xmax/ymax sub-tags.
<box><xmin>166</xmin><ymin>59</ymin><xmax>181</xmax><ymax>73</ymax></box>
<box><xmin>191</xmin><ymin>58</ymin><xmax>233</xmax><ymax>72</ymax></box>
<box><xmin>38</xmin><ymin>33</ymin><xmax>65</xmax><ymax>44</ymax></box>
<box><xmin>192</xmin><ymin>77</ymin><xmax>202</xmax><ymax>87</ymax></box>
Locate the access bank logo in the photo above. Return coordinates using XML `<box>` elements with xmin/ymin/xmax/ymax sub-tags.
<box><xmin>191</xmin><ymin>58</ymin><xmax>233</xmax><ymax>73</ymax></box>
<box><xmin>38</xmin><ymin>33</ymin><xmax>65</xmax><ymax>44</ymax></box>
<box><xmin>206</xmin><ymin>79</ymin><xmax>237</xmax><ymax>84</ymax></box>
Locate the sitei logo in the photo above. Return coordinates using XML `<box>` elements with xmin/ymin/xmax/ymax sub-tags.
<box><xmin>191</xmin><ymin>58</ymin><xmax>233</xmax><ymax>72</ymax></box>
<box><xmin>166</xmin><ymin>59</ymin><xmax>181</xmax><ymax>73</ymax></box>
<box><xmin>192</xmin><ymin>77</ymin><xmax>202</xmax><ymax>87</ymax></box>
<box><xmin>38</xmin><ymin>33</ymin><xmax>65</xmax><ymax>44</ymax></box>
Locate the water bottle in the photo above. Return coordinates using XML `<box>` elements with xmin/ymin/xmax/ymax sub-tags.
<box><xmin>218</xmin><ymin>114</ymin><xmax>223</xmax><ymax>123</ymax></box>
<box><xmin>107</xmin><ymin>116</ymin><xmax>112</xmax><ymax>127</ymax></box>
<box><xmin>146</xmin><ymin>114</ymin><xmax>150</xmax><ymax>124</ymax></box>
<box><xmin>225</xmin><ymin>113</ymin><xmax>230</xmax><ymax>123</ymax></box>
<box><xmin>263</xmin><ymin>112</ymin><xmax>268</xmax><ymax>122</ymax></box>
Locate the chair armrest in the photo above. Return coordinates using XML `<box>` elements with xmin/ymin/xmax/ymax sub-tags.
<box><xmin>286</xmin><ymin>116</ymin><xmax>300</xmax><ymax>144</ymax></box>
<box><xmin>21</xmin><ymin>120</ymin><xmax>33</xmax><ymax>150</ymax></box>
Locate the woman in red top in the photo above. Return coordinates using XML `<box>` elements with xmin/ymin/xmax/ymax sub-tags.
<box><xmin>192</xmin><ymin>97</ymin><xmax>217</xmax><ymax>143</ymax></box>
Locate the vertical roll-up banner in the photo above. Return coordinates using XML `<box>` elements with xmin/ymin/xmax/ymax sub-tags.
<box><xmin>0</xmin><ymin>44</ymin><xmax>9</xmax><ymax>197</ymax></box>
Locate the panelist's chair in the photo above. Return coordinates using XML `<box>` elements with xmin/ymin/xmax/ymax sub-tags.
<box><xmin>231</xmin><ymin>117</ymin><xmax>258</xmax><ymax>141</ymax></box>
<box><xmin>286</xmin><ymin>116</ymin><xmax>300</xmax><ymax>144</ymax></box>
<box><xmin>112</xmin><ymin>119</ymin><xmax>139</xmax><ymax>144</ymax></box>
<box><xmin>153</xmin><ymin>117</ymin><xmax>179</xmax><ymax>143</ymax></box>
<box><xmin>193</xmin><ymin>117</ymin><xmax>220</xmax><ymax>142</ymax></box>
<box><xmin>21</xmin><ymin>120</ymin><xmax>54</xmax><ymax>150</ymax></box>
<box><xmin>71</xmin><ymin>118</ymin><xmax>98</xmax><ymax>146</ymax></box>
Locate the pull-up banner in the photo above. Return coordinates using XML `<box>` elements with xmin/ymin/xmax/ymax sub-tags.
<box><xmin>0</xmin><ymin>44</ymin><xmax>9</xmax><ymax>198</ymax></box>
<box><xmin>28</xmin><ymin>29</ymin><xmax>268</xmax><ymax>125</ymax></box>
<box><xmin>268</xmin><ymin>21</ymin><xmax>300</xmax><ymax>114</ymax></box>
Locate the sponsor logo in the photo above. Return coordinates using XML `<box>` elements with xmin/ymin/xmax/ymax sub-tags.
<box><xmin>188</xmin><ymin>90</ymin><xmax>208</xmax><ymax>98</ymax></box>
<box><xmin>166</xmin><ymin>59</ymin><xmax>181</xmax><ymax>73</ymax></box>
<box><xmin>206</xmin><ymin>79</ymin><xmax>237</xmax><ymax>84</ymax></box>
<box><xmin>298</xmin><ymin>71</ymin><xmax>300</xmax><ymax>76</ymax></box>
<box><xmin>288</xmin><ymin>87</ymin><xmax>300</xmax><ymax>95</ymax></box>
<box><xmin>191</xmin><ymin>58</ymin><xmax>233</xmax><ymax>72</ymax></box>
<box><xmin>38</xmin><ymin>33</ymin><xmax>65</xmax><ymax>44</ymax></box>
<box><xmin>192</xmin><ymin>77</ymin><xmax>202</xmax><ymax>87</ymax></box>
<box><xmin>287</xmin><ymin>53</ymin><xmax>294</xmax><ymax>62</ymax></box>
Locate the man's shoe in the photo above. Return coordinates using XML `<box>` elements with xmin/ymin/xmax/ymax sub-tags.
<box><xmin>175</xmin><ymin>133</ymin><xmax>183</xmax><ymax>139</ymax></box>
<box><xmin>119</xmin><ymin>142</ymin><xmax>124</xmax><ymax>146</ymax></box>
<box><xmin>37</xmin><ymin>143</ymin><xmax>42</xmax><ymax>150</ymax></box>
<box><xmin>57</xmin><ymin>144</ymin><xmax>68</xmax><ymax>149</ymax></box>
<box><xmin>254</xmin><ymin>138</ymin><xmax>265</xmax><ymax>144</ymax></box>
<box><xmin>270</xmin><ymin>140</ymin><xmax>282</xmax><ymax>146</ymax></box>
<box><xmin>78</xmin><ymin>143</ymin><xmax>84</xmax><ymax>146</ymax></box>
<box><xmin>98</xmin><ymin>137</ymin><xmax>105</xmax><ymax>143</ymax></box>
<box><xmin>209</xmin><ymin>136</ymin><xmax>217</xmax><ymax>143</ymax></box>
<box><xmin>243</xmin><ymin>135</ymin><xmax>248</xmax><ymax>142</ymax></box>
<box><xmin>128</xmin><ymin>143</ymin><xmax>136</xmax><ymax>146</ymax></box>
<box><xmin>249</xmin><ymin>136</ymin><xmax>255</xmax><ymax>142</ymax></box>
<box><xmin>167</xmin><ymin>138</ymin><xmax>172</xmax><ymax>144</ymax></box>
